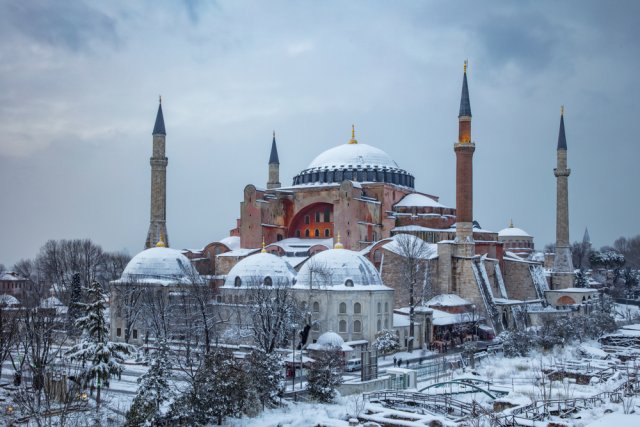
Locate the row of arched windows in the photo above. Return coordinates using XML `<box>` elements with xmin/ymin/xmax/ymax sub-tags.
<box><xmin>293</xmin><ymin>169</ymin><xmax>415</xmax><ymax>188</ymax></box>
<box><xmin>339</xmin><ymin>302</ymin><xmax>362</xmax><ymax>314</ymax></box>
<box><xmin>339</xmin><ymin>319</ymin><xmax>361</xmax><ymax>333</ymax></box>
<box><xmin>294</xmin><ymin>228</ymin><xmax>331</xmax><ymax>238</ymax></box>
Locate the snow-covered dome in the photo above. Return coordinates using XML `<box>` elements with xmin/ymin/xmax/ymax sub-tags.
<box><xmin>0</xmin><ymin>294</ymin><xmax>20</xmax><ymax>306</ymax></box>
<box><xmin>498</xmin><ymin>225</ymin><xmax>531</xmax><ymax>238</ymax></box>
<box><xmin>292</xmin><ymin>140</ymin><xmax>414</xmax><ymax>188</ymax></box>
<box><xmin>115</xmin><ymin>247</ymin><xmax>200</xmax><ymax>286</ymax></box>
<box><xmin>223</xmin><ymin>252</ymin><xmax>296</xmax><ymax>288</ymax></box>
<box><xmin>307</xmin><ymin>331</ymin><xmax>354</xmax><ymax>351</ymax></box>
<box><xmin>295</xmin><ymin>248</ymin><xmax>386</xmax><ymax>289</ymax></box>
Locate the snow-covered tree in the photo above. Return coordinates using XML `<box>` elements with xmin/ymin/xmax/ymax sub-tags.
<box><xmin>66</xmin><ymin>280</ymin><xmax>133</xmax><ymax>414</ymax></box>
<box><xmin>307</xmin><ymin>346</ymin><xmax>343</xmax><ymax>402</ymax></box>
<box><xmin>126</xmin><ymin>340</ymin><xmax>173</xmax><ymax>426</ymax></box>
<box><xmin>372</xmin><ymin>329</ymin><xmax>400</xmax><ymax>358</ymax></box>
<box><xmin>501</xmin><ymin>329</ymin><xmax>539</xmax><ymax>357</ymax></box>
<box><xmin>165</xmin><ymin>347</ymin><xmax>252</xmax><ymax>426</ymax></box>
<box><xmin>245</xmin><ymin>349</ymin><xmax>284</xmax><ymax>409</ymax></box>
<box><xmin>67</xmin><ymin>272</ymin><xmax>83</xmax><ymax>335</ymax></box>
<box><xmin>574</xmin><ymin>270</ymin><xmax>589</xmax><ymax>288</ymax></box>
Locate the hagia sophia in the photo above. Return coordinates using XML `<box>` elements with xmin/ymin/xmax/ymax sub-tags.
<box><xmin>110</xmin><ymin>63</ymin><xmax>595</xmax><ymax>352</ymax></box>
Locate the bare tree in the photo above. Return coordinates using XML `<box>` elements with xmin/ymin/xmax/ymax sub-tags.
<box><xmin>393</xmin><ymin>233</ymin><xmax>432</xmax><ymax>352</ymax></box>
<box><xmin>0</xmin><ymin>299</ymin><xmax>19</xmax><ymax>379</ymax></box>
<box><xmin>244</xmin><ymin>276</ymin><xmax>302</xmax><ymax>353</ymax></box>
<box><xmin>111</xmin><ymin>279</ymin><xmax>145</xmax><ymax>343</ymax></box>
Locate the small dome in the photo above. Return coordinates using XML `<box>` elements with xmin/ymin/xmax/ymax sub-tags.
<box><xmin>224</xmin><ymin>252</ymin><xmax>296</xmax><ymax>288</ymax></box>
<box><xmin>317</xmin><ymin>331</ymin><xmax>345</xmax><ymax>347</ymax></box>
<box><xmin>498</xmin><ymin>226</ymin><xmax>531</xmax><ymax>238</ymax></box>
<box><xmin>295</xmin><ymin>248</ymin><xmax>386</xmax><ymax>289</ymax></box>
<box><xmin>116</xmin><ymin>247</ymin><xmax>199</xmax><ymax>286</ymax></box>
<box><xmin>395</xmin><ymin>193</ymin><xmax>446</xmax><ymax>209</ymax></box>
<box><xmin>0</xmin><ymin>294</ymin><xmax>20</xmax><ymax>306</ymax></box>
<box><xmin>293</xmin><ymin>143</ymin><xmax>414</xmax><ymax>188</ymax></box>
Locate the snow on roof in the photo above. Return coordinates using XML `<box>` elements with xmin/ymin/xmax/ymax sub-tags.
<box><xmin>223</xmin><ymin>252</ymin><xmax>296</xmax><ymax>287</ymax></box>
<box><xmin>0</xmin><ymin>294</ymin><xmax>20</xmax><ymax>305</ymax></box>
<box><xmin>545</xmin><ymin>287</ymin><xmax>599</xmax><ymax>293</ymax></box>
<box><xmin>431</xmin><ymin>308</ymin><xmax>482</xmax><ymax>326</ymax></box>
<box><xmin>392</xmin><ymin>225</ymin><xmax>454</xmax><ymax>233</ymax></box>
<box><xmin>218</xmin><ymin>235</ymin><xmax>241</xmax><ymax>250</ymax></box>
<box><xmin>425</xmin><ymin>294</ymin><xmax>471</xmax><ymax>307</ymax></box>
<box><xmin>114</xmin><ymin>247</ymin><xmax>201</xmax><ymax>286</ymax></box>
<box><xmin>382</xmin><ymin>234</ymin><xmax>438</xmax><ymax>260</ymax></box>
<box><xmin>0</xmin><ymin>271</ymin><xmax>26</xmax><ymax>281</ymax></box>
<box><xmin>306</xmin><ymin>143</ymin><xmax>399</xmax><ymax>170</ymax></box>
<box><xmin>307</xmin><ymin>331</ymin><xmax>354</xmax><ymax>351</ymax></box>
<box><xmin>498</xmin><ymin>226</ymin><xmax>531</xmax><ymax>238</ymax></box>
<box><xmin>217</xmin><ymin>248</ymin><xmax>260</xmax><ymax>257</ymax></box>
<box><xmin>393</xmin><ymin>313</ymin><xmax>410</xmax><ymax>327</ymax></box>
<box><xmin>394</xmin><ymin>193</ymin><xmax>445</xmax><ymax>208</ymax></box>
<box><xmin>294</xmin><ymin>248</ymin><xmax>390</xmax><ymax>290</ymax></box>
<box><xmin>266</xmin><ymin>237</ymin><xmax>332</xmax><ymax>253</ymax></box>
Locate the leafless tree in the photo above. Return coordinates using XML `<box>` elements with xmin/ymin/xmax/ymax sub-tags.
<box><xmin>244</xmin><ymin>276</ymin><xmax>302</xmax><ymax>353</ymax></box>
<box><xmin>393</xmin><ymin>233</ymin><xmax>432</xmax><ymax>352</ymax></box>
<box><xmin>111</xmin><ymin>279</ymin><xmax>145</xmax><ymax>343</ymax></box>
<box><xmin>0</xmin><ymin>299</ymin><xmax>19</xmax><ymax>379</ymax></box>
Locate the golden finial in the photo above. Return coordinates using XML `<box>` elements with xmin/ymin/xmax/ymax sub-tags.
<box><xmin>509</xmin><ymin>219</ymin><xmax>514</xmax><ymax>228</ymax></box>
<box><xmin>348</xmin><ymin>125</ymin><xmax>358</xmax><ymax>144</ymax></box>
<box><xmin>159</xmin><ymin>95</ymin><xmax>162</xmax><ymax>104</ymax></box>
<box><xmin>334</xmin><ymin>233</ymin><xmax>344</xmax><ymax>249</ymax></box>
<box><xmin>156</xmin><ymin>233</ymin><xmax>166</xmax><ymax>247</ymax></box>
<box><xmin>261</xmin><ymin>237</ymin><xmax>267</xmax><ymax>253</ymax></box>
<box><xmin>560</xmin><ymin>105</ymin><xmax>564</xmax><ymax>116</ymax></box>
<box><xmin>464</xmin><ymin>60</ymin><xmax>468</xmax><ymax>74</ymax></box>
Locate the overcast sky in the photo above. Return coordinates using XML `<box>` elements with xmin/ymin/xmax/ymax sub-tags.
<box><xmin>1</xmin><ymin>0</ymin><xmax>638</xmax><ymax>266</ymax></box>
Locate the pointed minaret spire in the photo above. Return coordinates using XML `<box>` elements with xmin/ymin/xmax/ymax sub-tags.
<box><xmin>153</xmin><ymin>95</ymin><xmax>166</xmax><ymax>135</ymax></box>
<box><xmin>146</xmin><ymin>98</ymin><xmax>169</xmax><ymax>248</ymax></box>
<box><xmin>454</xmin><ymin>61</ymin><xmax>476</xmax><ymax>253</ymax></box>
<box><xmin>582</xmin><ymin>227</ymin><xmax>591</xmax><ymax>245</ymax></box>
<box><xmin>557</xmin><ymin>105</ymin><xmax>567</xmax><ymax>150</ymax></box>
<box><xmin>267</xmin><ymin>131</ymin><xmax>281</xmax><ymax>189</ymax></box>
<box><xmin>348</xmin><ymin>124</ymin><xmax>358</xmax><ymax>144</ymax></box>
<box><xmin>552</xmin><ymin>105</ymin><xmax>574</xmax><ymax>289</ymax></box>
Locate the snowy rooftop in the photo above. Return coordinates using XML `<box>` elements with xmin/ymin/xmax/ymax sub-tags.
<box><xmin>394</xmin><ymin>193</ymin><xmax>446</xmax><ymax>209</ymax></box>
<box><xmin>114</xmin><ymin>247</ymin><xmax>201</xmax><ymax>286</ymax></box>
<box><xmin>294</xmin><ymin>248</ymin><xmax>391</xmax><ymax>290</ymax></box>
<box><xmin>217</xmin><ymin>247</ymin><xmax>260</xmax><ymax>257</ymax></box>
<box><xmin>382</xmin><ymin>234</ymin><xmax>438</xmax><ymax>260</ymax></box>
<box><xmin>425</xmin><ymin>294</ymin><xmax>471</xmax><ymax>307</ymax></box>
<box><xmin>306</xmin><ymin>143</ymin><xmax>400</xmax><ymax>171</ymax></box>
<box><xmin>223</xmin><ymin>252</ymin><xmax>296</xmax><ymax>287</ymax></box>
<box><xmin>498</xmin><ymin>225</ymin><xmax>531</xmax><ymax>238</ymax></box>
<box><xmin>0</xmin><ymin>271</ymin><xmax>26</xmax><ymax>281</ymax></box>
<box><xmin>0</xmin><ymin>294</ymin><xmax>19</xmax><ymax>305</ymax></box>
<box><xmin>266</xmin><ymin>237</ymin><xmax>333</xmax><ymax>253</ymax></box>
<box><xmin>218</xmin><ymin>235</ymin><xmax>241</xmax><ymax>250</ymax></box>
<box><xmin>545</xmin><ymin>287</ymin><xmax>599</xmax><ymax>293</ymax></box>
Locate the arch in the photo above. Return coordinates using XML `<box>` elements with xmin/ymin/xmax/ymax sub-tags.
<box><xmin>354</xmin><ymin>302</ymin><xmax>361</xmax><ymax>314</ymax></box>
<box><xmin>339</xmin><ymin>302</ymin><xmax>347</xmax><ymax>314</ymax></box>
<box><xmin>339</xmin><ymin>320</ymin><xmax>347</xmax><ymax>333</ymax></box>
<box><xmin>377</xmin><ymin>319</ymin><xmax>381</xmax><ymax>331</ymax></box>
<box><xmin>557</xmin><ymin>295</ymin><xmax>577</xmax><ymax>305</ymax></box>
<box><xmin>354</xmin><ymin>320</ymin><xmax>362</xmax><ymax>333</ymax></box>
<box><xmin>288</xmin><ymin>202</ymin><xmax>334</xmax><ymax>239</ymax></box>
<box><xmin>234</xmin><ymin>277</ymin><xmax>242</xmax><ymax>287</ymax></box>
<box><xmin>313</xmin><ymin>301</ymin><xmax>320</xmax><ymax>312</ymax></box>
<box><xmin>264</xmin><ymin>276</ymin><xmax>273</xmax><ymax>287</ymax></box>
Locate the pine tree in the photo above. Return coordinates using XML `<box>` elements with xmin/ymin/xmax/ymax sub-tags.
<box><xmin>372</xmin><ymin>329</ymin><xmax>400</xmax><ymax>358</ymax></box>
<box><xmin>245</xmin><ymin>349</ymin><xmax>284</xmax><ymax>409</ymax></box>
<box><xmin>67</xmin><ymin>272</ymin><xmax>83</xmax><ymax>335</ymax></box>
<box><xmin>307</xmin><ymin>346</ymin><xmax>343</xmax><ymax>403</ymax></box>
<box><xmin>66</xmin><ymin>281</ymin><xmax>133</xmax><ymax>416</ymax></box>
<box><xmin>126</xmin><ymin>340</ymin><xmax>173</xmax><ymax>426</ymax></box>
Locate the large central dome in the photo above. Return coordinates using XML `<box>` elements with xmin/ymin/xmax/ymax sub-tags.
<box><xmin>292</xmin><ymin>135</ymin><xmax>414</xmax><ymax>188</ymax></box>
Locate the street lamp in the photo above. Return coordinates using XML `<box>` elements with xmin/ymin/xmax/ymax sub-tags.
<box><xmin>471</xmin><ymin>304</ymin><xmax>477</xmax><ymax>340</ymax></box>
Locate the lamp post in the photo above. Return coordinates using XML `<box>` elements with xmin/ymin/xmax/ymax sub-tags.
<box><xmin>471</xmin><ymin>304</ymin><xmax>477</xmax><ymax>340</ymax></box>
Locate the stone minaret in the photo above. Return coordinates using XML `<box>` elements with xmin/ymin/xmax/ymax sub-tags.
<box><xmin>267</xmin><ymin>131</ymin><xmax>281</xmax><ymax>189</ymax></box>
<box><xmin>145</xmin><ymin>97</ymin><xmax>169</xmax><ymax>249</ymax></box>
<box><xmin>454</xmin><ymin>61</ymin><xmax>475</xmax><ymax>257</ymax></box>
<box><xmin>552</xmin><ymin>107</ymin><xmax>574</xmax><ymax>288</ymax></box>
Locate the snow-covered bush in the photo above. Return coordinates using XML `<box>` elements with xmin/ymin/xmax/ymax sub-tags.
<box><xmin>246</xmin><ymin>349</ymin><xmax>284</xmax><ymax>409</ymax></box>
<box><xmin>501</xmin><ymin>330</ymin><xmax>539</xmax><ymax>357</ymax></box>
<box><xmin>371</xmin><ymin>329</ymin><xmax>400</xmax><ymax>357</ymax></box>
<box><xmin>307</xmin><ymin>346</ymin><xmax>344</xmax><ymax>403</ymax></box>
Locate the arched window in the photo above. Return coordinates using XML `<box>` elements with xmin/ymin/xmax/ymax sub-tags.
<box><xmin>314</xmin><ymin>229</ymin><xmax>320</xmax><ymax>237</ymax></box>
<box><xmin>354</xmin><ymin>302</ymin><xmax>361</xmax><ymax>314</ymax></box>
<box><xmin>315</xmin><ymin>211</ymin><xmax>321</xmax><ymax>222</ymax></box>
<box><xmin>264</xmin><ymin>276</ymin><xmax>272</xmax><ymax>286</ymax></box>
<box><xmin>234</xmin><ymin>277</ymin><xmax>242</xmax><ymax>287</ymax></box>
<box><xmin>313</xmin><ymin>301</ymin><xmax>320</xmax><ymax>312</ymax></box>
<box><xmin>305</xmin><ymin>229</ymin><xmax>310</xmax><ymax>237</ymax></box>
<box><xmin>339</xmin><ymin>320</ymin><xmax>347</xmax><ymax>332</ymax></box>
<box><xmin>324</xmin><ymin>229</ymin><xmax>330</xmax><ymax>237</ymax></box>
<box><xmin>384</xmin><ymin>318</ymin><xmax>389</xmax><ymax>329</ymax></box>
<box><xmin>354</xmin><ymin>320</ymin><xmax>362</xmax><ymax>333</ymax></box>
<box><xmin>304</xmin><ymin>215</ymin><xmax>310</xmax><ymax>225</ymax></box>
<box><xmin>385</xmin><ymin>302</ymin><xmax>389</xmax><ymax>313</ymax></box>
<box><xmin>377</xmin><ymin>319</ymin><xmax>381</xmax><ymax>331</ymax></box>
<box><xmin>339</xmin><ymin>302</ymin><xmax>347</xmax><ymax>314</ymax></box>
<box><xmin>345</xmin><ymin>279</ymin><xmax>354</xmax><ymax>287</ymax></box>
<box><xmin>377</xmin><ymin>302</ymin><xmax>381</xmax><ymax>313</ymax></box>
<box><xmin>295</xmin><ymin>230</ymin><xmax>301</xmax><ymax>237</ymax></box>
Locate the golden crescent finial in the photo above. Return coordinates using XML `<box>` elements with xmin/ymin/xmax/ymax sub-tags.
<box><xmin>348</xmin><ymin>125</ymin><xmax>358</xmax><ymax>144</ymax></box>
<box><xmin>464</xmin><ymin>60</ymin><xmax>468</xmax><ymax>74</ymax></box>
<box><xmin>261</xmin><ymin>237</ymin><xmax>267</xmax><ymax>253</ymax></box>
<box><xmin>156</xmin><ymin>232</ymin><xmax>166</xmax><ymax>247</ymax></box>
<box><xmin>334</xmin><ymin>232</ymin><xmax>344</xmax><ymax>249</ymax></box>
